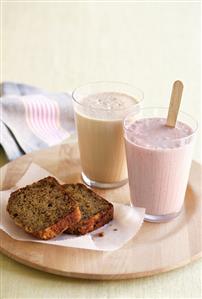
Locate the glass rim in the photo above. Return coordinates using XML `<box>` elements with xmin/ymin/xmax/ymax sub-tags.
<box><xmin>72</xmin><ymin>81</ymin><xmax>144</xmax><ymax>112</ymax></box>
<box><xmin>123</xmin><ymin>106</ymin><xmax>198</xmax><ymax>141</ymax></box>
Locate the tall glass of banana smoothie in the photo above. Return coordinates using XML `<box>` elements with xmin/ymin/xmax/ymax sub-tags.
<box><xmin>72</xmin><ymin>82</ymin><xmax>143</xmax><ymax>188</ymax></box>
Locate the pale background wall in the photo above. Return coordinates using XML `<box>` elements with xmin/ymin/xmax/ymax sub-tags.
<box><xmin>2</xmin><ymin>1</ymin><xmax>201</xmax><ymax>162</ymax></box>
<box><xmin>1</xmin><ymin>2</ymin><xmax>202</xmax><ymax>298</ymax></box>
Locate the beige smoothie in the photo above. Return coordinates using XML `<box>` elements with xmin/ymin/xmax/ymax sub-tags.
<box><xmin>124</xmin><ymin>117</ymin><xmax>195</xmax><ymax>220</ymax></box>
<box><xmin>74</xmin><ymin>92</ymin><xmax>138</xmax><ymax>184</ymax></box>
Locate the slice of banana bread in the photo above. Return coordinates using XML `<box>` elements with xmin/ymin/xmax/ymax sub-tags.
<box><xmin>7</xmin><ymin>176</ymin><xmax>81</xmax><ymax>240</ymax></box>
<box><xmin>63</xmin><ymin>183</ymin><xmax>114</xmax><ymax>235</ymax></box>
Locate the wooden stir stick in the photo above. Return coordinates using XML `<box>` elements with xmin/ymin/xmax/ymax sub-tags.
<box><xmin>166</xmin><ymin>80</ymin><xmax>184</xmax><ymax>127</ymax></box>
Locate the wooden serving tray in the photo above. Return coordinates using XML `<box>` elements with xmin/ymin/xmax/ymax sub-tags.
<box><xmin>0</xmin><ymin>142</ymin><xmax>201</xmax><ymax>280</ymax></box>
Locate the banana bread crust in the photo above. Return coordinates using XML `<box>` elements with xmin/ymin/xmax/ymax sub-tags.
<box><xmin>65</xmin><ymin>206</ymin><xmax>113</xmax><ymax>235</ymax></box>
<box><xmin>32</xmin><ymin>206</ymin><xmax>81</xmax><ymax>239</ymax></box>
<box><xmin>64</xmin><ymin>183</ymin><xmax>114</xmax><ymax>235</ymax></box>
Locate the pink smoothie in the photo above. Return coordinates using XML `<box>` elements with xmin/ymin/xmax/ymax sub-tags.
<box><xmin>124</xmin><ymin>117</ymin><xmax>194</xmax><ymax>217</ymax></box>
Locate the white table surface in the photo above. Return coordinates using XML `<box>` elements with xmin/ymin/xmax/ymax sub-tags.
<box><xmin>1</xmin><ymin>2</ymin><xmax>201</xmax><ymax>298</ymax></box>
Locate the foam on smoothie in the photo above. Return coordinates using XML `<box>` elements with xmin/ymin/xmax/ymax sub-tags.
<box><xmin>126</xmin><ymin>118</ymin><xmax>193</xmax><ymax>149</ymax></box>
<box><xmin>78</xmin><ymin>92</ymin><xmax>137</xmax><ymax>120</ymax></box>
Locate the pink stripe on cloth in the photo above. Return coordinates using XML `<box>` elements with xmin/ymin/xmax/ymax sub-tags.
<box><xmin>42</xmin><ymin>96</ymin><xmax>70</xmax><ymax>142</ymax></box>
<box><xmin>23</xmin><ymin>98</ymin><xmax>55</xmax><ymax>143</ymax></box>
<box><xmin>22</xmin><ymin>97</ymin><xmax>48</xmax><ymax>142</ymax></box>
<box><xmin>42</xmin><ymin>97</ymin><xmax>68</xmax><ymax>141</ymax></box>
<box><xmin>31</xmin><ymin>99</ymin><xmax>52</xmax><ymax>141</ymax></box>
<box><xmin>52</xmin><ymin>100</ymin><xmax>69</xmax><ymax>139</ymax></box>
<box><xmin>21</xmin><ymin>95</ymin><xmax>69</xmax><ymax>145</ymax></box>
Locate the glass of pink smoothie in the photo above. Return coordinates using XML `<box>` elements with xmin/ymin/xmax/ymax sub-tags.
<box><xmin>124</xmin><ymin>107</ymin><xmax>197</xmax><ymax>222</ymax></box>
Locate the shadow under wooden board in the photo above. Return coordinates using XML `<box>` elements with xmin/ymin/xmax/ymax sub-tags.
<box><xmin>0</xmin><ymin>142</ymin><xmax>202</xmax><ymax>280</ymax></box>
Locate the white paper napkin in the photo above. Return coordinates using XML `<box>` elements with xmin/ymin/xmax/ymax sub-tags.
<box><xmin>0</xmin><ymin>163</ymin><xmax>145</xmax><ymax>251</ymax></box>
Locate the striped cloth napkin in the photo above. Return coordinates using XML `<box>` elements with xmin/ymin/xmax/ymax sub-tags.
<box><xmin>0</xmin><ymin>82</ymin><xmax>75</xmax><ymax>161</ymax></box>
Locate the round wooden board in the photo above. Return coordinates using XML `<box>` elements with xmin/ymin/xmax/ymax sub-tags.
<box><xmin>0</xmin><ymin>142</ymin><xmax>202</xmax><ymax>280</ymax></box>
